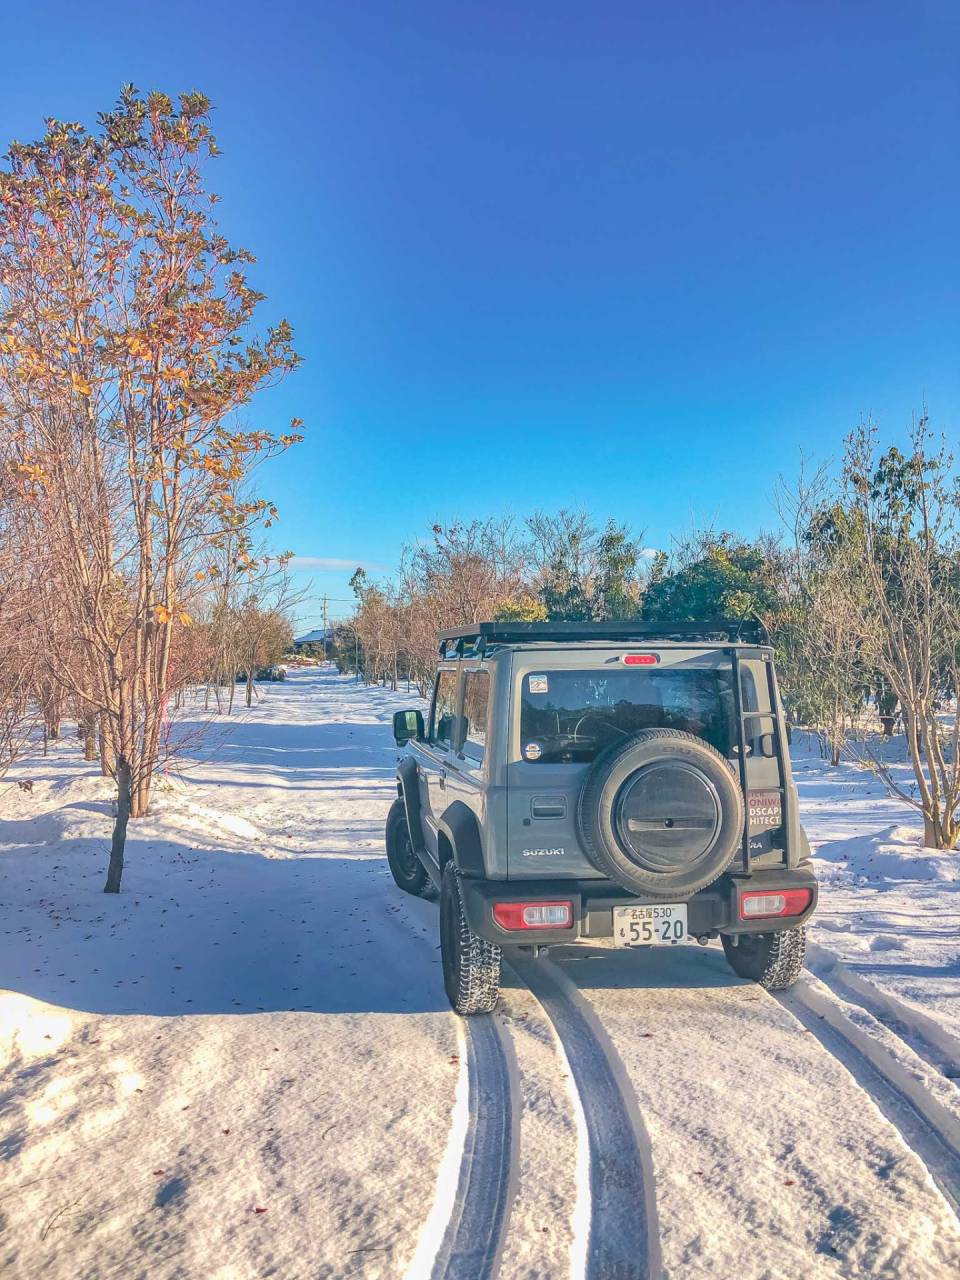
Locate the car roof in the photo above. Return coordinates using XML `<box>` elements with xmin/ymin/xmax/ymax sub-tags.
<box><xmin>437</xmin><ymin>618</ymin><xmax>769</xmax><ymax>658</ymax></box>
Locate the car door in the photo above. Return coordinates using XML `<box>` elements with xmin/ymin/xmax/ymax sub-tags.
<box><xmin>418</xmin><ymin>666</ymin><xmax>460</xmax><ymax>845</ymax></box>
<box><xmin>444</xmin><ymin>666</ymin><xmax>490</xmax><ymax>828</ymax></box>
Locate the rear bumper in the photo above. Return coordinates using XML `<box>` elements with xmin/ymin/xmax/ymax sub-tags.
<box><xmin>460</xmin><ymin>865</ymin><xmax>818</xmax><ymax>947</ymax></box>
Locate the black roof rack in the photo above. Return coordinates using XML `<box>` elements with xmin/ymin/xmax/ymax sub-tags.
<box><xmin>437</xmin><ymin>618</ymin><xmax>769</xmax><ymax>656</ymax></box>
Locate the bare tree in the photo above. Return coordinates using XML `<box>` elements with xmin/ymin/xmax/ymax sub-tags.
<box><xmin>232</xmin><ymin>558</ymin><xmax>299</xmax><ymax>706</ymax></box>
<box><xmin>774</xmin><ymin>461</ymin><xmax>867</xmax><ymax>764</ymax></box>
<box><xmin>836</xmin><ymin>418</ymin><xmax>960</xmax><ymax>848</ymax></box>
<box><xmin>0</xmin><ymin>90</ymin><xmax>302</xmax><ymax>891</ymax></box>
<box><xmin>0</xmin><ymin>497</ymin><xmax>41</xmax><ymax>773</ymax></box>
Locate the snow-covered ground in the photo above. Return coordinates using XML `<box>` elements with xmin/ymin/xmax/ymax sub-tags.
<box><xmin>792</xmin><ymin>732</ymin><xmax>960</xmax><ymax>1041</ymax></box>
<box><xmin>2</xmin><ymin>669</ymin><xmax>959</xmax><ymax>1278</ymax></box>
<box><xmin>0</xmin><ymin>673</ymin><xmax>458</xmax><ymax>1279</ymax></box>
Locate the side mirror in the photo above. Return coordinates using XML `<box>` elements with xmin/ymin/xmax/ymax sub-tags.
<box><xmin>393</xmin><ymin>709</ymin><xmax>424</xmax><ymax>745</ymax></box>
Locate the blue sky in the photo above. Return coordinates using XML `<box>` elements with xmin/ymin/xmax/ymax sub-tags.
<box><xmin>4</xmin><ymin>1</ymin><xmax>958</xmax><ymax>630</ymax></box>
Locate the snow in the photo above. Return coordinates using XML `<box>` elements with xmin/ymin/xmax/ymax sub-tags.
<box><xmin>2</xmin><ymin>670</ymin><xmax>959</xmax><ymax>1277</ymax></box>
<box><xmin>495</xmin><ymin>981</ymin><xmax>585</xmax><ymax>1280</ymax></box>
<box><xmin>793</xmin><ymin>732</ymin><xmax>960</xmax><ymax>1042</ymax></box>
<box><xmin>0</xmin><ymin>672</ymin><xmax>458</xmax><ymax>1279</ymax></box>
<box><xmin>560</xmin><ymin>944</ymin><xmax>960</xmax><ymax>1277</ymax></box>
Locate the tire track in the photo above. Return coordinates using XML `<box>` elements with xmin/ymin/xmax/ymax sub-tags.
<box><xmin>778</xmin><ymin>978</ymin><xmax>960</xmax><ymax>1216</ymax></box>
<box><xmin>429</xmin><ymin>1013</ymin><xmax>519</xmax><ymax>1280</ymax></box>
<box><xmin>512</xmin><ymin>955</ymin><xmax>663</xmax><ymax>1280</ymax></box>
<box><xmin>805</xmin><ymin>942</ymin><xmax>960</xmax><ymax>1081</ymax></box>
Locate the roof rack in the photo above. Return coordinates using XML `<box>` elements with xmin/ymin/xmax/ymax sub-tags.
<box><xmin>437</xmin><ymin>618</ymin><xmax>769</xmax><ymax>657</ymax></box>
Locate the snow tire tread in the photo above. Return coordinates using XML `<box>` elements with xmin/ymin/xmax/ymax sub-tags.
<box><xmin>722</xmin><ymin>924</ymin><xmax>806</xmax><ymax>990</ymax></box>
<box><xmin>441</xmin><ymin>864</ymin><xmax>502</xmax><ymax>1016</ymax></box>
<box><xmin>759</xmin><ymin>925</ymin><xmax>807</xmax><ymax>990</ymax></box>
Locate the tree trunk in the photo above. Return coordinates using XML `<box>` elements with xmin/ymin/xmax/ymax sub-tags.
<box><xmin>81</xmin><ymin>713</ymin><xmax>97</xmax><ymax>761</ymax></box>
<box><xmin>246</xmin><ymin>672</ymin><xmax>254</xmax><ymax>707</ymax></box>
<box><xmin>99</xmin><ymin>715</ymin><xmax>116</xmax><ymax>777</ymax></box>
<box><xmin>131</xmin><ymin>780</ymin><xmax>151</xmax><ymax>818</ymax></box>
<box><xmin>104</xmin><ymin>755</ymin><xmax>132</xmax><ymax>893</ymax></box>
<box><xmin>921</xmin><ymin>811</ymin><xmax>960</xmax><ymax>851</ymax></box>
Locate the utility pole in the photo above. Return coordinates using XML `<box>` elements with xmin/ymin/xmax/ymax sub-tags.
<box><xmin>322</xmin><ymin>594</ymin><xmax>328</xmax><ymax>665</ymax></box>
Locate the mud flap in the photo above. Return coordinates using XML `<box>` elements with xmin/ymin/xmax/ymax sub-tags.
<box><xmin>398</xmin><ymin>756</ymin><xmax>427</xmax><ymax>853</ymax></box>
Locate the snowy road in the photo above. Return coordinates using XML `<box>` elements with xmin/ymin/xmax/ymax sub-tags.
<box><xmin>2</xmin><ymin>668</ymin><xmax>960</xmax><ymax>1278</ymax></box>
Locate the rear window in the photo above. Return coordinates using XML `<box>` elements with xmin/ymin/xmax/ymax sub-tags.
<box><xmin>462</xmin><ymin>670</ymin><xmax>490</xmax><ymax>762</ymax></box>
<box><xmin>431</xmin><ymin>669</ymin><xmax>459</xmax><ymax>747</ymax></box>
<box><xmin>740</xmin><ymin>659</ymin><xmax>782</xmax><ymax>788</ymax></box>
<box><xmin>519</xmin><ymin>667</ymin><xmax>734</xmax><ymax>764</ymax></box>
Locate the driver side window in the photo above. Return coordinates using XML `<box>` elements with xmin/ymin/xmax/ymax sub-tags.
<box><xmin>431</xmin><ymin>669</ymin><xmax>459</xmax><ymax>750</ymax></box>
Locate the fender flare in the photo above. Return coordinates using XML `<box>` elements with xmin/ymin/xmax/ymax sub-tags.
<box><xmin>437</xmin><ymin>801</ymin><xmax>486</xmax><ymax>877</ymax></box>
<box><xmin>797</xmin><ymin>823</ymin><xmax>812</xmax><ymax>864</ymax></box>
<box><xmin>397</xmin><ymin>756</ymin><xmax>426</xmax><ymax>853</ymax></box>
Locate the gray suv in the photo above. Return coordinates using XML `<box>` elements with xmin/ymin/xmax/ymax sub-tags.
<box><xmin>385</xmin><ymin>621</ymin><xmax>817</xmax><ymax>1015</ymax></box>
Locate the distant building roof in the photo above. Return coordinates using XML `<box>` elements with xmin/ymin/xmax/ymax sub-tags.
<box><xmin>293</xmin><ymin>628</ymin><xmax>333</xmax><ymax>646</ymax></box>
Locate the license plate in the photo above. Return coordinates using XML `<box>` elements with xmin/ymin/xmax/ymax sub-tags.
<box><xmin>614</xmin><ymin>903</ymin><xmax>688</xmax><ymax>947</ymax></box>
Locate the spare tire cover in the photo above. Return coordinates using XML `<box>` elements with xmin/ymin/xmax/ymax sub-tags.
<box><xmin>577</xmin><ymin>728</ymin><xmax>744</xmax><ymax>897</ymax></box>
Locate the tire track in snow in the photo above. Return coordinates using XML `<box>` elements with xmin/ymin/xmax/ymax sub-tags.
<box><xmin>512</xmin><ymin>955</ymin><xmax>663</xmax><ymax>1280</ymax></box>
<box><xmin>429</xmin><ymin>1013</ymin><xmax>519</xmax><ymax>1280</ymax></box>
<box><xmin>778</xmin><ymin>978</ymin><xmax>960</xmax><ymax>1216</ymax></box>
<box><xmin>805</xmin><ymin>942</ymin><xmax>960</xmax><ymax>1082</ymax></box>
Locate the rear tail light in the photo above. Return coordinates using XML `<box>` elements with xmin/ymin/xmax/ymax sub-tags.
<box><xmin>493</xmin><ymin>901</ymin><xmax>573</xmax><ymax>930</ymax></box>
<box><xmin>739</xmin><ymin>889</ymin><xmax>812</xmax><ymax>919</ymax></box>
<box><xmin>622</xmin><ymin>653</ymin><xmax>660</xmax><ymax>666</ymax></box>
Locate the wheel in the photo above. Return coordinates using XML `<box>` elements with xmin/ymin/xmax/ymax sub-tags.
<box><xmin>577</xmin><ymin>728</ymin><xmax>744</xmax><ymax>898</ymax></box>
<box><xmin>385</xmin><ymin>799</ymin><xmax>436</xmax><ymax>898</ymax></box>
<box><xmin>440</xmin><ymin>864</ymin><xmax>502</xmax><ymax>1015</ymax></box>
<box><xmin>721</xmin><ymin>925</ymin><xmax>806</xmax><ymax>990</ymax></box>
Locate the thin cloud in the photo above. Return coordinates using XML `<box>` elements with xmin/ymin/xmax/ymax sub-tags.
<box><xmin>288</xmin><ymin>555</ymin><xmax>390</xmax><ymax>572</ymax></box>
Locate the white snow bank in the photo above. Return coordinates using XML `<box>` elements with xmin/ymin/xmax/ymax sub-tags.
<box><xmin>0</xmin><ymin>669</ymin><xmax>459</xmax><ymax>1280</ymax></box>
<box><xmin>794</xmin><ymin>744</ymin><xmax>960</xmax><ymax>1042</ymax></box>
<box><xmin>814</xmin><ymin>822</ymin><xmax>960</xmax><ymax>886</ymax></box>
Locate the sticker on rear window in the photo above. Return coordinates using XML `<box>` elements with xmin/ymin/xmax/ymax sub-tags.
<box><xmin>523</xmin><ymin>741</ymin><xmax>543</xmax><ymax>761</ymax></box>
<box><xmin>528</xmin><ymin>675</ymin><xmax>549</xmax><ymax>694</ymax></box>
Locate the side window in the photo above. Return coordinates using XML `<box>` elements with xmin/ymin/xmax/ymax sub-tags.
<box><xmin>461</xmin><ymin>670</ymin><xmax>490</xmax><ymax>762</ymax></box>
<box><xmin>431</xmin><ymin>670</ymin><xmax>459</xmax><ymax>749</ymax></box>
<box><xmin>740</xmin><ymin>661</ymin><xmax>781</xmax><ymax>788</ymax></box>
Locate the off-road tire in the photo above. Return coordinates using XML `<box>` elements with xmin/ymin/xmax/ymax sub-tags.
<box><xmin>578</xmin><ymin>728</ymin><xmax>745</xmax><ymax>898</ymax></box>
<box><xmin>440</xmin><ymin>864</ymin><xmax>502</xmax><ymax>1015</ymax></box>
<box><xmin>721</xmin><ymin>925</ymin><xmax>806</xmax><ymax>990</ymax></box>
<box><xmin>385</xmin><ymin>799</ymin><xmax>436</xmax><ymax>899</ymax></box>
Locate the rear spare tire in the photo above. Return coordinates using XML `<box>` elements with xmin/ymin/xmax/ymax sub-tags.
<box><xmin>577</xmin><ymin>728</ymin><xmax>744</xmax><ymax>898</ymax></box>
